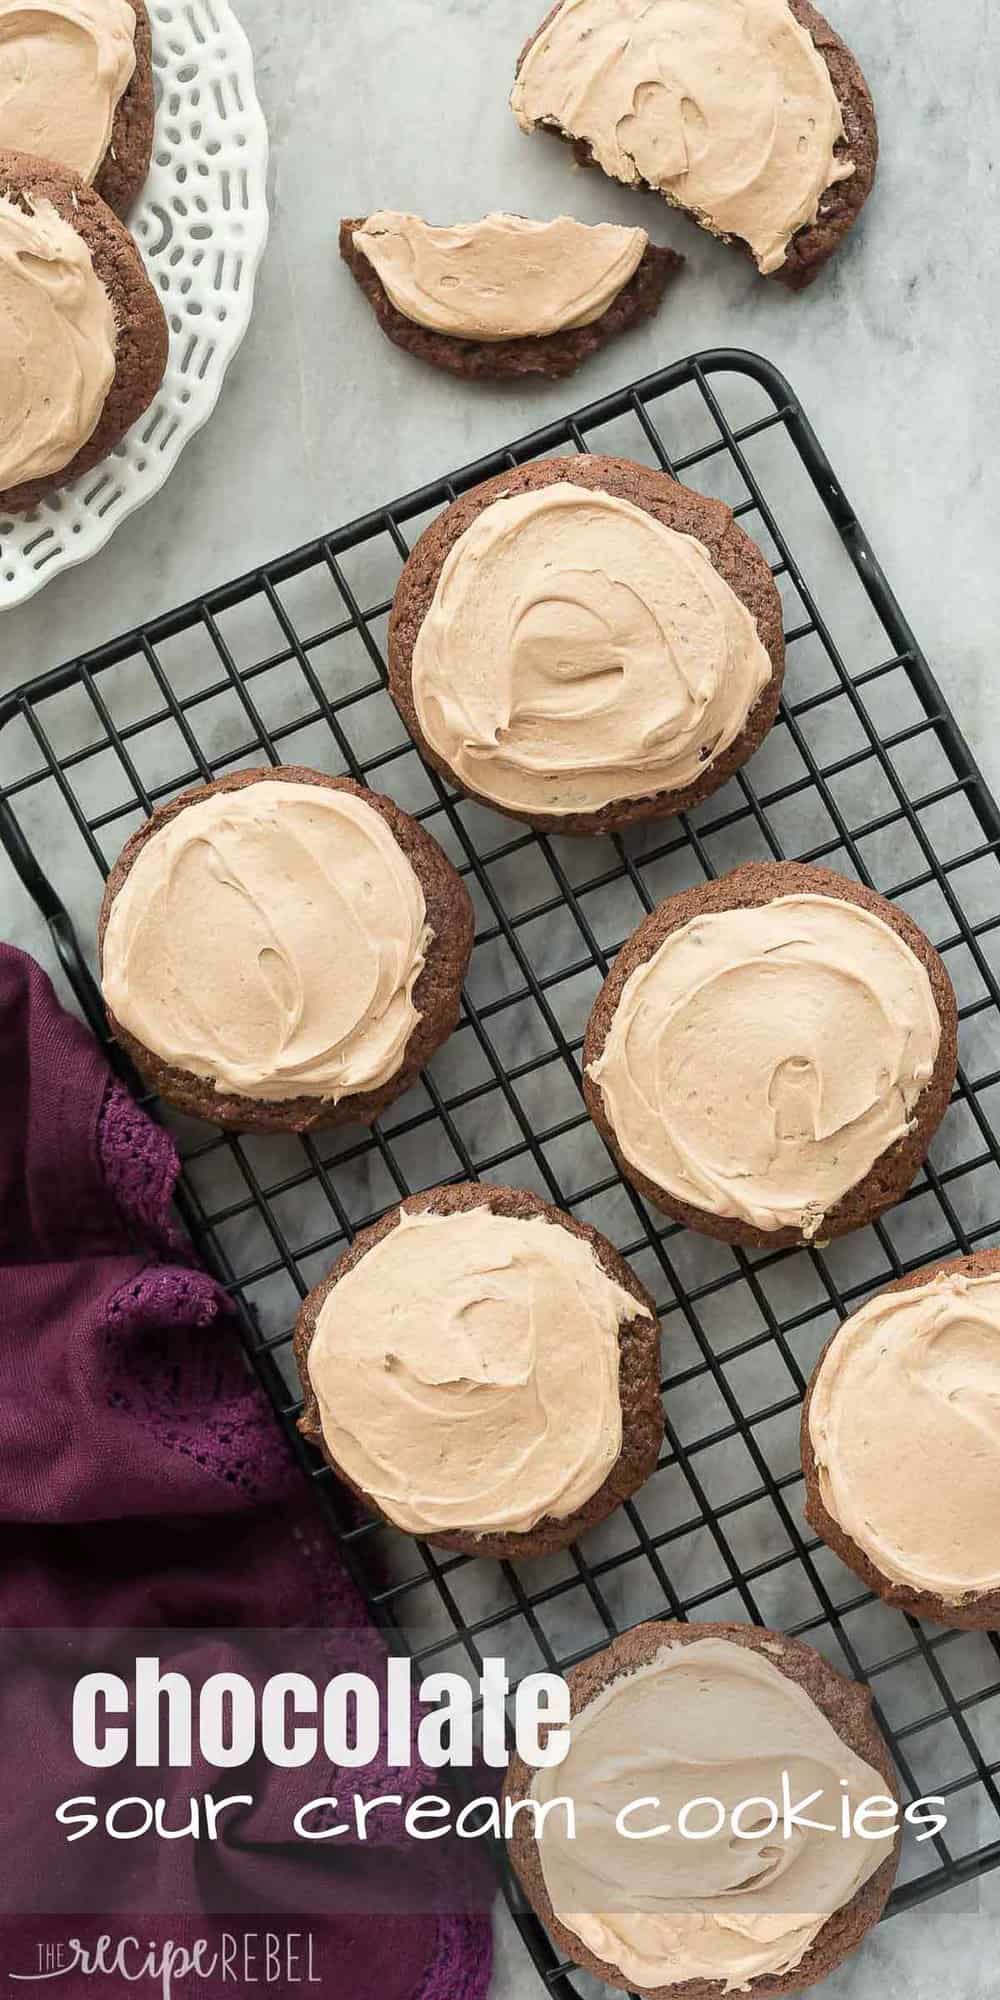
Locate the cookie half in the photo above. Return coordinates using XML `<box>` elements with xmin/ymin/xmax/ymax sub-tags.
<box><xmin>803</xmin><ymin>1248</ymin><xmax>1000</xmax><ymax>1630</ymax></box>
<box><xmin>295</xmin><ymin>1181</ymin><xmax>663</xmax><ymax>1558</ymax></box>
<box><xmin>0</xmin><ymin>150</ymin><xmax>167</xmax><ymax>513</ymax></box>
<box><xmin>340</xmin><ymin>210</ymin><xmax>682</xmax><ymax>380</ymax></box>
<box><xmin>583</xmin><ymin>862</ymin><xmax>957</xmax><ymax>1249</ymax></box>
<box><xmin>511</xmin><ymin>0</ymin><xmax>877</xmax><ymax>291</ymax></box>
<box><xmin>388</xmin><ymin>454</ymin><xmax>784</xmax><ymax>835</ymax></box>
<box><xmin>98</xmin><ymin>768</ymin><xmax>474</xmax><ymax>1134</ymax></box>
<box><xmin>503</xmin><ymin>1619</ymin><xmax>900</xmax><ymax>1998</ymax></box>
<box><xmin>0</xmin><ymin>0</ymin><xmax>154</xmax><ymax>215</ymax></box>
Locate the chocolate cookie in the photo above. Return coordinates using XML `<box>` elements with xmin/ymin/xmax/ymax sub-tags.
<box><xmin>295</xmin><ymin>1180</ymin><xmax>664</xmax><ymax>1558</ymax></box>
<box><xmin>0</xmin><ymin>150</ymin><xmax>167</xmax><ymax>514</ymax></box>
<box><xmin>387</xmin><ymin>454</ymin><xmax>785</xmax><ymax>836</ymax></box>
<box><xmin>98</xmin><ymin>767</ymin><xmax>474</xmax><ymax>1134</ymax></box>
<box><xmin>0</xmin><ymin>0</ymin><xmax>154</xmax><ymax>216</ymax></box>
<box><xmin>802</xmin><ymin>1247</ymin><xmax>1000</xmax><ymax>1631</ymax></box>
<box><xmin>513</xmin><ymin>0</ymin><xmax>877</xmax><ymax>292</ymax></box>
<box><xmin>95</xmin><ymin>0</ymin><xmax>156</xmax><ymax>217</ymax></box>
<box><xmin>340</xmin><ymin>215</ymin><xmax>682</xmax><ymax>380</ymax></box>
<box><xmin>503</xmin><ymin>1619</ymin><xmax>900</xmax><ymax>2000</ymax></box>
<box><xmin>583</xmin><ymin>862</ymin><xmax>958</xmax><ymax>1249</ymax></box>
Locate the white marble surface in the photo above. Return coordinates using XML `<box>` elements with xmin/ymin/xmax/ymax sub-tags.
<box><xmin>2</xmin><ymin>0</ymin><xmax>999</xmax><ymax>1994</ymax></box>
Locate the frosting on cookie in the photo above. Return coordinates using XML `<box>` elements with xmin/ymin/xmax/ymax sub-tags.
<box><xmin>809</xmin><ymin>1267</ymin><xmax>1000</xmax><ymax>1602</ymax></box>
<box><xmin>352</xmin><ymin>210</ymin><xmax>648</xmax><ymax>340</ymax></box>
<box><xmin>511</xmin><ymin>0</ymin><xmax>854</xmax><ymax>275</ymax></box>
<box><xmin>531</xmin><ymin>1636</ymin><xmax>888</xmax><ymax>1991</ymax></box>
<box><xmin>0</xmin><ymin>0</ymin><xmax>136</xmax><ymax>182</ymax></box>
<box><xmin>305</xmin><ymin>1205</ymin><xmax>651</xmax><ymax>1535</ymax></box>
<box><xmin>409</xmin><ymin>481</ymin><xmax>772</xmax><ymax>817</ymax></box>
<box><xmin>0</xmin><ymin>193</ymin><xmax>115</xmax><ymax>490</ymax></box>
<box><xmin>588</xmin><ymin>892</ymin><xmax>940</xmax><ymax>1236</ymax></box>
<box><xmin>102</xmin><ymin>781</ymin><xmax>432</xmax><ymax>1104</ymax></box>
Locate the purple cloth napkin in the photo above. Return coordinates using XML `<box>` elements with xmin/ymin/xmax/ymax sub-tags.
<box><xmin>0</xmin><ymin>945</ymin><xmax>493</xmax><ymax>2000</ymax></box>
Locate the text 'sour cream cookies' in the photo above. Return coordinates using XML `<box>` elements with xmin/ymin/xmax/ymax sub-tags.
<box><xmin>389</xmin><ymin>457</ymin><xmax>784</xmax><ymax>833</ymax></box>
<box><xmin>805</xmin><ymin>1252</ymin><xmax>1000</xmax><ymax>1627</ymax></box>
<box><xmin>0</xmin><ymin>0</ymin><xmax>136</xmax><ymax>182</ymax></box>
<box><xmin>511</xmin><ymin>0</ymin><xmax>878</xmax><ymax>287</ymax></box>
<box><xmin>98</xmin><ymin>770</ymin><xmax>474</xmax><ymax>1133</ymax></box>
<box><xmin>504</xmin><ymin>1622</ymin><xmax>900</xmax><ymax>1995</ymax></box>
<box><xmin>295</xmin><ymin>1185</ymin><xmax>663</xmax><ymax>1557</ymax></box>
<box><xmin>0</xmin><ymin>192</ymin><xmax>115</xmax><ymax>491</ymax></box>
<box><xmin>584</xmin><ymin>864</ymin><xmax>957</xmax><ymax>1248</ymax></box>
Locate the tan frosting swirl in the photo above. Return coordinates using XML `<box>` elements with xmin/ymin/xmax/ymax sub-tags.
<box><xmin>510</xmin><ymin>0</ymin><xmax>854</xmax><ymax>276</ymax></box>
<box><xmin>353</xmin><ymin>210</ymin><xmax>648</xmax><ymax>340</ymax></box>
<box><xmin>101</xmin><ymin>782</ymin><xmax>432</xmax><ymax>1104</ymax></box>
<box><xmin>809</xmin><ymin>1271</ymin><xmax>1000</xmax><ymax>1602</ymax></box>
<box><xmin>0</xmin><ymin>193</ymin><xmax>116</xmax><ymax>490</ymax></box>
<box><xmin>0</xmin><ymin>0</ymin><xmax>136</xmax><ymax>182</ymax></box>
<box><xmin>589</xmin><ymin>894</ymin><xmax>940</xmax><ymax>1237</ymax></box>
<box><xmin>306</xmin><ymin>1207</ymin><xmax>649</xmax><ymax>1535</ymax></box>
<box><xmin>410</xmin><ymin>483</ymin><xmax>772</xmax><ymax>817</ymax></box>
<box><xmin>532</xmin><ymin>1637</ymin><xmax>888</xmax><ymax>1992</ymax></box>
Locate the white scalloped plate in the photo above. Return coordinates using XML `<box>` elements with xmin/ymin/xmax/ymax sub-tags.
<box><xmin>0</xmin><ymin>0</ymin><xmax>269</xmax><ymax>610</ymax></box>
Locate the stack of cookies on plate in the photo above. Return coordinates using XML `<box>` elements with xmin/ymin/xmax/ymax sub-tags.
<box><xmin>0</xmin><ymin>0</ymin><xmax>167</xmax><ymax>512</ymax></box>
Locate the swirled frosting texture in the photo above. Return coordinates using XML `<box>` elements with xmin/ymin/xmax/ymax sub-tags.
<box><xmin>511</xmin><ymin>0</ymin><xmax>854</xmax><ymax>275</ymax></box>
<box><xmin>589</xmin><ymin>894</ymin><xmax>940</xmax><ymax>1237</ymax></box>
<box><xmin>532</xmin><ymin>1637</ymin><xmax>887</xmax><ymax>1991</ymax></box>
<box><xmin>809</xmin><ymin>1270</ymin><xmax>1000</xmax><ymax>1602</ymax></box>
<box><xmin>0</xmin><ymin>0</ymin><xmax>136</xmax><ymax>182</ymax></box>
<box><xmin>306</xmin><ymin>1207</ymin><xmax>649</xmax><ymax>1534</ymax></box>
<box><xmin>0</xmin><ymin>193</ymin><xmax>115</xmax><ymax>490</ymax></box>
<box><xmin>353</xmin><ymin>210</ymin><xmax>648</xmax><ymax>340</ymax></box>
<box><xmin>102</xmin><ymin>782</ymin><xmax>432</xmax><ymax>1103</ymax></box>
<box><xmin>410</xmin><ymin>483</ymin><xmax>772</xmax><ymax>817</ymax></box>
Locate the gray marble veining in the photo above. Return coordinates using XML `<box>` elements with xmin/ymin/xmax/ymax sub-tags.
<box><xmin>1</xmin><ymin>1</ymin><xmax>999</xmax><ymax>1994</ymax></box>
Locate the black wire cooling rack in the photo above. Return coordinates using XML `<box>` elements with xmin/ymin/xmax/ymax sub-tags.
<box><xmin>3</xmin><ymin>350</ymin><xmax>1000</xmax><ymax>1990</ymax></box>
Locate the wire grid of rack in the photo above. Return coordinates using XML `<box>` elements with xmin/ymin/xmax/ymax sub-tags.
<box><xmin>2</xmin><ymin>350</ymin><xmax>1000</xmax><ymax>1992</ymax></box>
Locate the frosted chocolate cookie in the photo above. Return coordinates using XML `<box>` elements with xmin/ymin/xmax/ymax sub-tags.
<box><xmin>340</xmin><ymin>210</ymin><xmax>682</xmax><ymax>380</ymax></box>
<box><xmin>0</xmin><ymin>0</ymin><xmax>154</xmax><ymax>215</ymax></box>
<box><xmin>98</xmin><ymin>768</ymin><xmax>474</xmax><ymax>1134</ymax></box>
<box><xmin>0</xmin><ymin>151</ymin><xmax>166</xmax><ymax>513</ymax></box>
<box><xmin>504</xmin><ymin>1620</ymin><xmax>899</xmax><ymax>1998</ymax></box>
<box><xmin>584</xmin><ymin>862</ymin><xmax>957</xmax><ymax>1249</ymax></box>
<box><xmin>804</xmin><ymin>1249</ymin><xmax>1000</xmax><ymax>1631</ymax></box>
<box><xmin>511</xmin><ymin>0</ymin><xmax>878</xmax><ymax>290</ymax></box>
<box><xmin>295</xmin><ymin>1181</ymin><xmax>663</xmax><ymax>1558</ymax></box>
<box><xmin>388</xmin><ymin>454</ymin><xmax>784</xmax><ymax>835</ymax></box>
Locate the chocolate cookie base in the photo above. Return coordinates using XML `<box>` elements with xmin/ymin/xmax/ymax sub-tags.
<box><xmin>0</xmin><ymin>150</ymin><xmax>167</xmax><ymax>514</ymax></box>
<box><xmin>387</xmin><ymin>453</ymin><xmax>785</xmax><ymax>835</ymax></box>
<box><xmin>97</xmin><ymin>767</ymin><xmax>474</xmax><ymax>1135</ymax></box>
<box><xmin>802</xmin><ymin>1247</ymin><xmax>1000</xmax><ymax>1631</ymax></box>
<box><xmin>503</xmin><ymin>1618</ymin><xmax>900</xmax><ymax>2000</ymax></box>
<box><xmin>295</xmin><ymin>1180</ymin><xmax>664</xmax><ymax>1558</ymax></box>
<box><xmin>340</xmin><ymin>216</ymin><xmax>683</xmax><ymax>380</ymax></box>
<box><xmin>583</xmin><ymin>861</ymin><xmax>958</xmax><ymax>1249</ymax></box>
<box><xmin>94</xmin><ymin>0</ymin><xmax>156</xmax><ymax>218</ymax></box>
<box><xmin>513</xmin><ymin>0</ymin><xmax>878</xmax><ymax>292</ymax></box>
